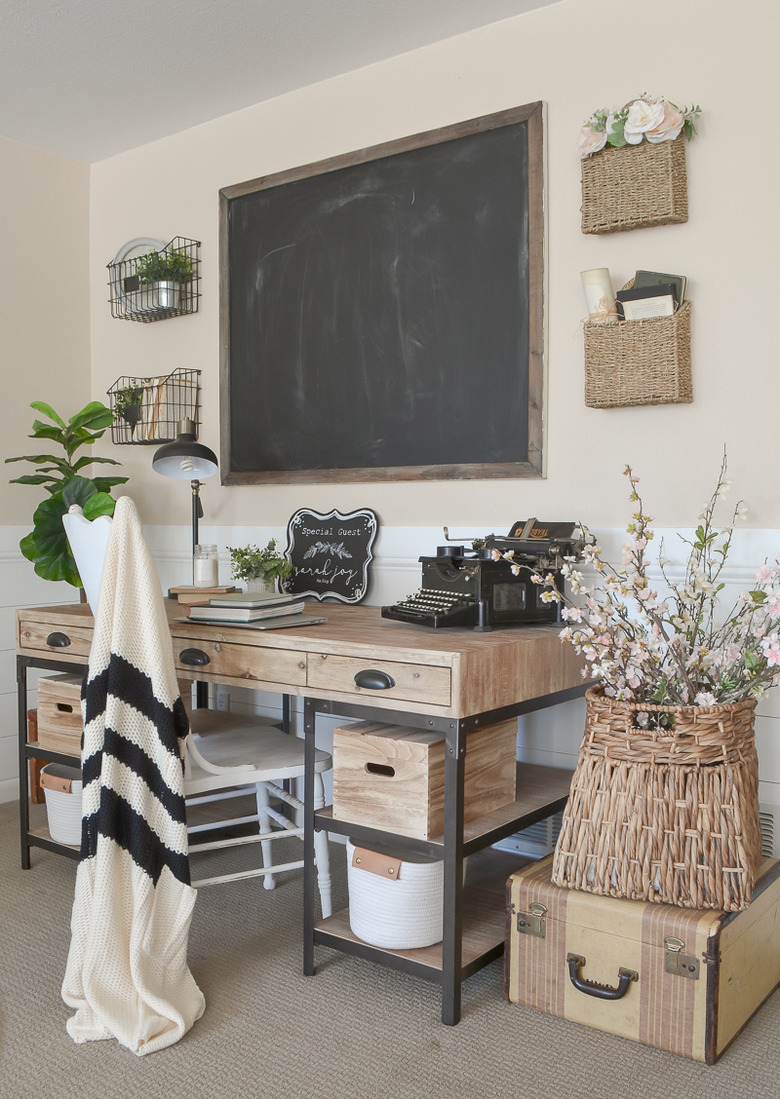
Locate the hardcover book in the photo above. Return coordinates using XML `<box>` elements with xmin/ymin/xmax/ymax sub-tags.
<box><xmin>188</xmin><ymin>600</ymin><xmax>306</xmax><ymax>623</ymax></box>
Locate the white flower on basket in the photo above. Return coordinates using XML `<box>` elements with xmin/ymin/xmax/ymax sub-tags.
<box><xmin>645</xmin><ymin>102</ymin><xmax>686</xmax><ymax>143</ymax></box>
<box><xmin>576</xmin><ymin>125</ymin><xmax>607</xmax><ymax>159</ymax></box>
<box><xmin>495</xmin><ymin>451</ymin><xmax>780</xmax><ymax>708</ymax></box>
<box><xmin>577</xmin><ymin>95</ymin><xmax>700</xmax><ymax>158</ymax></box>
<box><xmin>624</xmin><ymin>98</ymin><xmax>666</xmax><ymax>143</ymax></box>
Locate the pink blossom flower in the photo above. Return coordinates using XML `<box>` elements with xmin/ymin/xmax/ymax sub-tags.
<box><xmin>577</xmin><ymin>125</ymin><xmax>607</xmax><ymax>159</ymax></box>
<box><xmin>694</xmin><ymin>692</ymin><xmax>717</xmax><ymax>706</ymax></box>
<box><xmin>762</xmin><ymin>636</ymin><xmax>780</xmax><ymax>666</ymax></box>
<box><xmin>645</xmin><ymin>102</ymin><xmax>685</xmax><ymax>143</ymax></box>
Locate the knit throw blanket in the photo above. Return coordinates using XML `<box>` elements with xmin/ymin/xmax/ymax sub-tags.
<box><xmin>61</xmin><ymin>497</ymin><xmax>205</xmax><ymax>1055</ymax></box>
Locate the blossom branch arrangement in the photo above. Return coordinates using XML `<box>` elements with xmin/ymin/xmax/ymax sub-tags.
<box><xmin>578</xmin><ymin>95</ymin><xmax>701</xmax><ymax>159</ymax></box>
<box><xmin>494</xmin><ymin>454</ymin><xmax>780</xmax><ymax>708</ymax></box>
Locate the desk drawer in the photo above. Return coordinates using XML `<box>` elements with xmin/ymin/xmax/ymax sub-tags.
<box><xmin>18</xmin><ymin>617</ymin><xmax>93</xmax><ymax>661</ymax></box>
<box><xmin>172</xmin><ymin>638</ymin><xmax>307</xmax><ymax>688</ymax></box>
<box><xmin>308</xmin><ymin>654</ymin><xmax>451</xmax><ymax>707</ymax></box>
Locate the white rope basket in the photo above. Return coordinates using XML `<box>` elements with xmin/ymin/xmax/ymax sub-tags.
<box><xmin>41</xmin><ymin>763</ymin><xmax>83</xmax><ymax>846</ymax></box>
<box><xmin>346</xmin><ymin>839</ymin><xmax>443</xmax><ymax>949</ymax></box>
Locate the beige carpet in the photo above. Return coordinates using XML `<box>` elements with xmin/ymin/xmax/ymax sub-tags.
<box><xmin>1</xmin><ymin>799</ymin><xmax>778</xmax><ymax>1099</ymax></box>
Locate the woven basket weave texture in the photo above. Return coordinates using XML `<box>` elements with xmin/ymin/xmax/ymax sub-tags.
<box><xmin>581</xmin><ymin>135</ymin><xmax>688</xmax><ymax>234</ymax></box>
<box><xmin>346</xmin><ymin>840</ymin><xmax>443</xmax><ymax>949</ymax></box>
<box><xmin>551</xmin><ymin>688</ymin><xmax>761</xmax><ymax>911</ymax></box>
<box><xmin>584</xmin><ymin>282</ymin><xmax>692</xmax><ymax>408</ymax></box>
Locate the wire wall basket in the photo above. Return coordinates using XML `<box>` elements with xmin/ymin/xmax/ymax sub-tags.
<box><xmin>107</xmin><ymin>237</ymin><xmax>200</xmax><ymax>322</ymax></box>
<box><xmin>108</xmin><ymin>368</ymin><xmax>200</xmax><ymax>444</ymax></box>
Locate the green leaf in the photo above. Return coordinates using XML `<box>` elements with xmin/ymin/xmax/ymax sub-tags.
<box><xmin>30</xmin><ymin>401</ymin><xmax>67</xmax><ymax>430</ymax></box>
<box><xmin>68</xmin><ymin>402</ymin><xmax>114</xmax><ymax>433</ymax></box>
<box><xmin>83</xmin><ymin>491</ymin><xmax>116</xmax><ymax>520</ymax></box>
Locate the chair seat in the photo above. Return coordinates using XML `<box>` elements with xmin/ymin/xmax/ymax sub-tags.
<box><xmin>185</xmin><ymin>709</ymin><xmax>331</xmax><ymax>795</ymax></box>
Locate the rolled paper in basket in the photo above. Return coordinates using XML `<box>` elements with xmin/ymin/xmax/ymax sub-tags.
<box><xmin>581</xmin><ymin>268</ymin><xmax>617</xmax><ymax>324</ymax></box>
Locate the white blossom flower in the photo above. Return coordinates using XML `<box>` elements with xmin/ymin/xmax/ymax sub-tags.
<box><xmin>624</xmin><ymin>98</ymin><xmax>666</xmax><ymax>144</ymax></box>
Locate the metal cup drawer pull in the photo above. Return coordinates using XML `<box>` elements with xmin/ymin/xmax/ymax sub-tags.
<box><xmin>178</xmin><ymin>647</ymin><xmax>211</xmax><ymax>667</ymax></box>
<box><xmin>353</xmin><ymin>668</ymin><xmax>396</xmax><ymax>690</ymax></box>
<box><xmin>46</xmin><ymin>632</ymin><xmax>72</xmax><ymax>648</ymax></box>
<box><xmin>566</xmin><ymin>953</ymin><xmax>638</xmax><ymax>1001</ymax></box>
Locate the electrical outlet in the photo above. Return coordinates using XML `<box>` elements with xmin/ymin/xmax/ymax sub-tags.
<box><xmin>215</xmin><ymin>687</ymin><xmax>230</xmax><ymax>712</ymax></box>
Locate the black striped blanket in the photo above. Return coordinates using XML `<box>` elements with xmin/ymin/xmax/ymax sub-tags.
<box><xmin>61</xmin><ymin>496</ymin><xmax>205</xmax><ymax>1054</ymax></box>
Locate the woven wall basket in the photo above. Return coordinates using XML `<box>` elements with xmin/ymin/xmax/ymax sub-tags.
<box><xmin>551</xmin><ymin>688</ymin><xmax>761</xmax><ymax>911</ymax></box>
<box><xmin>581</xmin><ymin>135</ymin><xmax>688</xmax><ymax>235</ymax></box>
<box><xmin>584</xmin><ymin>287</ymin><xmax>692</xmax><ymax>408</ymax></box>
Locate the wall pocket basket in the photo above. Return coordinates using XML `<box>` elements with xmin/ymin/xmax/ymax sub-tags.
<box><xmin>581</xmin><ymin>135</ymin><xmax>688</xmax><ymax>234</ymax></box>
<box><xmin>584</xmin><ymin>291</ymin><xmax>692</xmax><ymax>408</ymax></box>
<box><xmin>108</xmin><ymin>367</ymin><xmax>200</xmax><ymax>444</ymax></box>
<box><xmin>551</xmin><ymin>687</ymin><xmax>762</xmax><ymax>912</ymax></box>
<box><xmin>107</xmin><ymin>236</ymin><xmax>200</xmax><ymax>322</ymax></box>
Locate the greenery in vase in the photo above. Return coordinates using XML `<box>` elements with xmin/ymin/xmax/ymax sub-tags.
<box><xmin>112</xmin><ymin>382</ymin><xmax>146</xmax><ymax>422</ymax></box>
<box><xmin>495</xmin><ymin>453</ymin><xmax>780</xmax><ymax>708</ymax></box>
<box><xmin>135</xmin><ymin>248</ymin><xmax>194</xmax><ymax>284</ymax></box>
<box><xmin>5</xmin><ymin>400</ymin><xmax>127</xmax><ymax>588</ymax></box>
<box><xmin>227</xmin><ymin>538</ymin><xmax>293</xmax><ymax>585</ymax></box>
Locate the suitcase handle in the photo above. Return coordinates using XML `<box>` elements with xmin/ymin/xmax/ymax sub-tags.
<box><xmin>566</xmin><ymin>953</ymin><xmax>638</xmax><ymax>1001</ymax></box>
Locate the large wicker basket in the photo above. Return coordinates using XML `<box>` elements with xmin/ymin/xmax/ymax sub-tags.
<box><xmin>581</xmin><ymin>135</ymin><xmax>688</xmax><ymax>235</ymax></box>
<box><xmin>584</xmin><ymin>288</ymin><xmax>692</xmax><ymax>408</ymax></box>
<box><xmin>551</xmin><ymin>688</ymin><xmax>762</xmax><ymax>911</ymax></box>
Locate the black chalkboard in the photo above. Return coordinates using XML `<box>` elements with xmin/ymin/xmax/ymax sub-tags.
<box><xmin>281</xmin><ymin>507</ymin><xmax>378</xmax><ymax>603</ymax></box>
<box><xmin>219</xmin><ymin>103</ymin><xmax>544</xmax><ymax>484</ymax></box>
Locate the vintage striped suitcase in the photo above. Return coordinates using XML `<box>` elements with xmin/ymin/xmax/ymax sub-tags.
<box><xmin>505</xmin><ymin>855</ymin><xmax>780</xmax><ymax>1063</ymax></box>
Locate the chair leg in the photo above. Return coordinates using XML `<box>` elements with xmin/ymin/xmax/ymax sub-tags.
<box><xmin>312</xmin><ymin>773</ymin><xmax>332</xmax><ymax>919</ymax></box>
<box><xmin>254</xmin><ymin>782</ymin><xmax>277</xmax><ymax>891</ymax></box>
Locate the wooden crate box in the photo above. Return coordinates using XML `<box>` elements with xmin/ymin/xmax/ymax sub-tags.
<box><xmin>332</xmin><ymin>718</ymin><xmax>517</xmax><ymax>839</ymax></box>
<box><xmin>37</xmin><ymin>673</ymin><xmax>83</xmax><ymax>758</ymax></box>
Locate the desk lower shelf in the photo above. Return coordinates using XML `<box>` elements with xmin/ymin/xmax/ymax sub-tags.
<box><xmin>314</xmin><ymin>848</ymin><xmax>533</xmax><ymax>980</ymax></box>
<box><xmin>316</xmin><ymin>762</ymin><xmax>572</xmax><ymax>855</ymax></box>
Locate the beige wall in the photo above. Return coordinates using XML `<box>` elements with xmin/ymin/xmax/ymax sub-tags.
<box><xmin>89</xmin><ymin>0</ymin><xmax>780</xmax><ymax>533</ymax></box>
<box><xmin>1</xmin><ymin>137</ymin><xmax>91</xmax><ymax>522</ymax></box>
<box><xmin>0</xmin><ymin>136</ymin><xmax>90</xmax><ymax>799</ymax></box>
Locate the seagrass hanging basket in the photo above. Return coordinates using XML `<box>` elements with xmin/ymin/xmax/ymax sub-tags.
<box><xmin>581</xmin><ymin>133</ymin><xmax>688</xmax><ymax>234</ymax></box>
<box><xmin>584</xmin><ymin>281</ymin><xmax>692</xmax><ymax>408</ymax></box>
<box><xmin>551</xmin><ymin>687</ymin><xmax>762</xmax><ymax>911</ymax></box>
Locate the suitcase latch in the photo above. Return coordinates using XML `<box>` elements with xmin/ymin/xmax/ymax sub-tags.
<box><xmin>516</xmin><ymin>901</ymin><xmax>547</xmax><ymax>938</ymax></box>
<box><xmin>664</xmin><ymin>936</ymin><xmax>700</xmax><ymax>980</ymax></box>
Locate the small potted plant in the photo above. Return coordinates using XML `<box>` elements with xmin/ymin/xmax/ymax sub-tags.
<box><xmin>112</xmin><ymin>382</ymin><xmax>146</xmax><ymax>436</ymax></box>
<box><xmin>227</xmin><ymin>538</ymin><xmax>294</xmax><ymax>592</ymax></box>
<box><xmin>135</xmin><ymin>247</ymin><xmax>195</xmax><ymax>311</ymax></box>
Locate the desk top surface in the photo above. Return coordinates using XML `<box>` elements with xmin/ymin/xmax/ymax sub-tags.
<box><xmin>18</xmin><ymin>600</ymin><xmax>586</xmax><ymax>718</ymax></box>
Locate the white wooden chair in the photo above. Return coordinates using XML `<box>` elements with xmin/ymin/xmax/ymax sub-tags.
<box><xmin>63</xmin><ymin>504</ymin><xmax>332</xmax><ymax>916</ymax></box>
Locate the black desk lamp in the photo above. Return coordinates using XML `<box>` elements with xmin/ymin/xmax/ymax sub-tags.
<box><xmin>152</xmin><ymin>418</ymin><xmax>218</xmax><ymax>557</ymax></box>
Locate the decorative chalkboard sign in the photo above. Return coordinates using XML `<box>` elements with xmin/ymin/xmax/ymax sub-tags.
<box><xmin>281</xmin><ymin>508</ymin><xmax>378</xmax><ymax>603</ymax></box>
<box><xmin>219</xmin><ymin>101</ymin><xmax>544</xmax><ymax>484</ymax></box>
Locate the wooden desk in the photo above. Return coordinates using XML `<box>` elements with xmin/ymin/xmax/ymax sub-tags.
<box><xmin>17</xmin><ymin>600</ymin><xmax>586</xmax><ymax>1025</ymax></box>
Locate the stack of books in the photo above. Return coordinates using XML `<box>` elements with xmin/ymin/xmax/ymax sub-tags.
<box><xmin>169</xmin><ymin>585</ymin><xmax>238</xmax><ymax>610</ymax></box>
<box><xmin>186</xmin><ymin>590</ymin><xmax>306</xmax><ymax>624</ymax></box>
<box><xmin>617</xmin><ymin>269</ymin><xmax>687</xmax><ymax>321</ymax></box>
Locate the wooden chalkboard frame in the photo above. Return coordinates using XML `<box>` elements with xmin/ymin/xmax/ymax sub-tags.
<box><xmin>219</xmin><ymin>101</ymin><xmax>545</xmax><ymax>484</ymax></box>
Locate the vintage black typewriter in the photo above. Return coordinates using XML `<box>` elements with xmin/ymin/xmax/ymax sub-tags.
<box><xmin>381</xmin><ymin>520</ymin><xmax>589</xmax><ymax>630</ymax></box>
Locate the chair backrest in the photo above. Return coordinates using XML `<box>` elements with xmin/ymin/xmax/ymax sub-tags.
<box><xmin>62</xmin><ymin>505</ymin><xmax>113</xmax><ymax>614</ymax></box>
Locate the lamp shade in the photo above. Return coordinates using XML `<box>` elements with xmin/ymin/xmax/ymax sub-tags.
<box><xmin>152</xmin><ymin>419</ymin><xmax>218</xmax><ymax>480</ymax></box>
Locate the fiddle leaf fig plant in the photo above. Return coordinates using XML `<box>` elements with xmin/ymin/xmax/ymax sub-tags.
<box><xmin>6</xmin><ymin>400</ymin><xmax>128</xmax><ymax>588</ymax></box>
